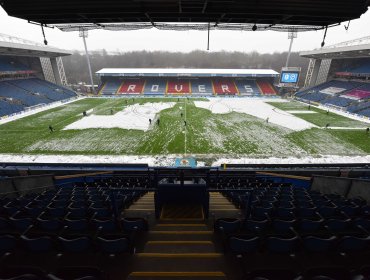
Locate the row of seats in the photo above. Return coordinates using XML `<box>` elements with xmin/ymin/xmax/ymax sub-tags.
<box><xmin>0</xmin><ymin>177</ymin><xmax>149</xmax><ymax>280</ymax></box>
<box><xmin>0</xmin><ymin>99</ymin><xmax>24</xmax><ymax>116</ymax></box>
<box><xmin>295</xmin><ymin>79</ymin><xmax>370</xmax><ymax>118</ymax></box>
<box><xmin>99</xmin><ymin>78</ymin><xmax>276</xmax><ymax>96</ymax></box>
<box><xmin>0</xmin><ymin>233</ymin><xmax>132</xmax><ymax>257</ymax></box>
<box><xmin>347</xmin><ymin>100</ymin><xmax>370</xmax><ymax>113</ymax></box>
<box><xmin>0</xmin><ymin>265</ymin><xmax>108</xmax><ymax>280</ymax></box>
<box><xmin>358</xmin><ymin>107</ymin><xmax>370</xmax><ymax>117</ymax></box>
<box><xmin>214</xmin><ymin>177</ymin><xmax>370</xmax><ymax>277</ymax></box>
<box><xmin>0</xmin><ymin>57</ymin><xmax>30</xmax><ymax>72</ymax></box>
<box><xmin>0</xmin><ymin>78</ymin><xmax>76</xmax><ymax>117</ymax></box>
<box><xmin>241</xmin><ymin>266</ymin><xmax>370</xmax><ymax>280</ymax></box>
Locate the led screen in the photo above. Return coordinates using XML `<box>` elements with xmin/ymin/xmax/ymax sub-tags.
<box><xmin>280</xmin><ymin>72</ymin><xmax>299</xmax><ymax>83</ymax></box>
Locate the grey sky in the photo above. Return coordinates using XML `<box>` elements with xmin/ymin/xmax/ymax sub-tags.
<box><xmin>0</xmin><ymin>6</ymin><xmax>369</xmax><ymax>54</ymax></box>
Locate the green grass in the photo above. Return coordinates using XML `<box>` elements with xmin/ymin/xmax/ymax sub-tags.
<box><xmin>0</xmin><ymin>97</ymin><xmax>368</xmax><ymax>158</ymax></box>
<box><xmin>268</xmin><ymin>101</ymin><xmax>368</xmax><ymax>128</ymax></box>
<box><xmin>267</xmin><ymin>101</ymin><xmax>309</xmax><ymax>111</ymax></box>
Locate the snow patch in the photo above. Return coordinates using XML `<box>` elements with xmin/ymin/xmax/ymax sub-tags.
<box><xmin>194</xmin><ymin>98</ymin><xmax>316</xmax><ymax>131</ymax></box>
<box><xmin>64</xmin><ymin>102</ymin><xmax>176</xmax><ymax>131</ymax></box>
<box><xmin>287</xmin><ymin>110</ymin><xmax>317</xmax><ymax>114</ymax></box>
<box><xmin>1</xmin><ymin>153</ymin><xmax>369</xmax><ymax>167</ymax></box>
<box><xmin>212</xmin><ymin>155</ymin><xmax>370</xmax><ymax>166</ymax></box>
<box><xmin>0</xmin><ymin>97</ymin><xmax>82</xmax><ymax>125</ymax></box>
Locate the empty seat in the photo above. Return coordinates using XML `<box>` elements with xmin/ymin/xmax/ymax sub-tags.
<box><xmin>0</xmin><ymin>234</ymin><xmax>17</xmax><ymax>254</ymax></box>
<box><xmin>229</xmin><ymin>236</ymin><xmax>260</xmax><ymax>255</ymax></box>
<box><xmin>121</xmin><ymin>218</ymin><xmax>148</xmax><ymax>232</ymax></box>
<box><xmin>272</xmin><ymin>219</ymin><xmax>296</xmax><ymax>233</ymax></box>
<box><xmin>266</xmin><ymin>236</ymin><xmax>299</xmax><ymax>254</ymax></box>
<box><xmin>298</xmin><ymin>219</ymin><xmax>324</xmax><ymax>234</ymax></box>
<box><xmin>58</xmin><ymin>236</ymin><xmax>92</xmax><ymax>253</ymax></box>
<box><xmin>96</xmin><ymin>237</ymin><xmax>130</xmax><ymax>255</ymax></box>
<box><xmin>21</xmin><ymin>236</ymin><xmax>53</xmax><ymax>253</ymax></box>
<box><xmin>245</xmin><ymin>269</ymin><xmax>299</xmax><ymax>280</ymax></box>
<box><xmin>50</xmin><ymin>266</ymin><xmax>106</xmax><ymax>280</ymax></box>
<box><xmin>215</xmin><ymin>219</ymin><xmax>241</xmax><ymax>234</ymax></box>
<box><xmin>325</xmin><ymin>218</ymin><xmax>351</xmax><ymax>232</ymax></box>
<box><xmin>243</xmin><ymin>218</ymin><xmax>270</xmax><ymax>233</ymax></box>
<box><xmin>303</xmin><ymin>236</ymin><xmax>337</xmax><ymax>253</ymax></box>
<box><xmin>337</xmin><ymin>236</ymin><xmax>370</xmax><ymax>253</ymax></box>
<box><xmin>303</xmin><ymin>266</ymin><xmax>352</xmax><ymax>280</ymax></box>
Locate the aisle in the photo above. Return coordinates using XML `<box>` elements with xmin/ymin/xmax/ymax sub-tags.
<box><xmin>126</xmin><ymin>192</ymin><xmax>239</xmax><ymax>279</ymax></box>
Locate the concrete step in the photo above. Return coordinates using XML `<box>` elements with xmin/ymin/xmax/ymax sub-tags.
<box><xmin>148</xmin><ymin>231</ymin><xmax>213</xmax><ymax>241</ymax></box>
<box><xmin>153</xmin><ymin>224</ymin><xmax>209</xmax><ymax>231</ymax></box>
<box><xmin>127</xmin><ymin>271</ymin><xmax>226</xmax><ymax>280</ymax></box>
<box><xmin>144</xmin><ymin>241</ymin><xmax>215</xmax><ymax>253</ymax></box>
<box><xmin>131</xmin><ymin>254</ymin><xmax>225</xmax><ymax>272</ymax></box>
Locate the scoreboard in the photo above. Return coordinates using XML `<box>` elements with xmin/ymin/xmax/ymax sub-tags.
<box><xmin>281</xmin><ymin>72</ymin><xmax>299</xmax><ymax>83</ymax></box>
<box><xmin>279</xmin><ymin>67</ymin><xmax>301</xmax><ymax>88</ymax></box>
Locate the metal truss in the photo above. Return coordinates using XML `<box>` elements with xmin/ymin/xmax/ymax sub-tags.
<box><xmin>57</xmin><ymin>57</ymin><xmax>68</xmax><ymax>86</ymax></box>
<box><xmin>304</xmin><ymin>58</ymin><xmax>316</xmax><ymax>88</ymax></box>
<box><xmin>55</xmin><ymin>22</ymin><xmax>330</xmax><ymax>33</ymax></box>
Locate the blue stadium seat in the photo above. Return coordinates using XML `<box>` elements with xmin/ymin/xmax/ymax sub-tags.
<box><xmin>0</xmin><ymin>235</ymin><xmax>17</xmax><ymax>254</ymax></box>
<box><xmin>242</xmin><ymin>218</ymin><xmax>270</xmax><ymax>233</ymax></box>
<box><xmin>245</xmin><ymin>269</ymin><xmax>299</xmax><ymax>280</ymax></box>
<box><xmin>0</xmin><ymin>57</ymin><xmax>30</xmax><ymax>72</ymax></box>
<box><xmin>96</xmin><ymin>237</ymin><xmax>130</xmax><ymax>255</ymax></box>
<box><xmin>121</xmin><ymin>218</ymin><xmax>148</xmax><ymax>232</ymax></box>
<box><xmin>272</xmin><ymin>219</ymin><xmax>296</xmax><ymax>233</ymax></box>
<box><xmin>298</xmin><ymin>219</ymin><xmax>324</xmax><ymax>234</ymax></box>
<box><xmin>142</xmin><ymin>78</ymin><xmax>166</xmax><ymax>95</ymax></box>
<box><xmin>10</xmin><ymin>217</ymin><xmax>33</xmax><ymax>232</ymax></box>
<box><xmin>303</xmin><ymin>236</ymin><xmax>337</xmax><ymax>253</ymax></box>
<box><xmin>0</xmin><ymin>78</ymin><xmax>76</xmax><ymax>117</ymax></box>
<box><xmin>21</xmin><ymin>236</ymin><xmax>53</xmax><ymax>252</ymax></box>
<box><xmin>229</xmin><ymin>236</ymin><xmax>260</xmax><ymax>254</ymax></box>
<box><xmin>266</xmin><ymin>236</ymin><xmax>299</xmax><ymax>254</ymax></box>
<box><xmin>235</xmin><ymin>79</ymin><xmax>261</xmax><ymax>96</ymax></box>
<box><xmin>191</xmin><ymin>78</ymin><xmax>213</xmax><ymax>95</ymax></box>
<box><xmin>296</xmin><ymin>79</ymin><xmax>364</xmax><ymax>105</ymax></box>
<box><xmin>324</xmin><ymin>96</ymin><xmax>353</xmax><ymax>108</ymax></box>
<box><xmin>64</xmin><ymin>218</ymin><xmax>89</xmax><ymax>232</ymax></box>
<box><xmin>215</xmin><ymin>219</ymin><xmax>241</xmax><ymax>234</ymax></box>
<box><xmin>99</xmin><ymin>79</ymin><xmax>122</xmax><ymax>95</ymax></box>
<box><xmin>58</xmin><ymin>236</ymin><xmax>92</xmax><ymax>253</ymax></box>
<box><xmin>303</xmin><ymin>267</ymin><xmax>352</xmax><ymax>280</ymax></box>
<box><xmin>325</xmin><ymin>218</ymin><xmax>351</xmax><ymax>232</ymax></box>
<box><xmin>337</xmin><ymin>236</ymin><xmax>370</xmax><ymax>253</ymax></box>
<box><xmin>36</xmin><ymin>218</ymin><xmax>62</xmax><ymax>232</ymax></box>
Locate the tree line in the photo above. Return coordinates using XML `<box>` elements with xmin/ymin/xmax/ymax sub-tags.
<box><xmin>62</xmin><ymin>50</ymin><xmax>309</xmax><ymax>86</ymax></box>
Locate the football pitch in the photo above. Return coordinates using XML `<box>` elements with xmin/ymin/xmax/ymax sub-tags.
<box><xmin>0</xmin><ymin>97</ymin><xmax>369</xmax><ymax>165</ymax></box>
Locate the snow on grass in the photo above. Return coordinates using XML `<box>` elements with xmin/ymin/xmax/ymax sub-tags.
<box><xmin>1</xmin><ymin>97</ymin><xmax>368</xmax><ymax>166</ymax></box>
<box><xmin>0</xmin><ymin>153</ymin><xmax>175</xmax><ymax>166</ymax></box>
<box><xmin>198</xmin><ymin>112</ymin><xmax>306</xmax><ymax>157</ymax></box>
<box><xmin>212</xmin><ymin>155</ymin><xmax>370</xmax><ymax>166</ymax></box>
<box><xmin>63</xmin><ymin>102</ymin><xmax>176</xmax><ymax>131</ymax></box>
<box><xmin>1</xmin><ymin>153</ymin><xmax>369</xmax><ymax>167</ymax></box>
<box><xmin>286</xmin><ymin>110</ymin><xmax>317</xmax><ymax>114</ymax></box>
<box><xmin>25</xmin><ymin>129</ymin><xmax>141</xmax><ymax>153</ymax></box>
<box><xmin>194</xmin><ymin>98</ymin><xmax>316</xmax><ymax>131</ymax></box>
<box><xmin>288</xmin><ymin>128</ymin><xmax>366</xmax><ymax>155</ymax></box>
<box><xmin>0</xmin><ymin>97</ymin><xmax>82</xmax><ymax>125</ymax></box>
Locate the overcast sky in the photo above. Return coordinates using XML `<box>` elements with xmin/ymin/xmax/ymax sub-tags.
<box><xmin>0</xmin><ymin>6</ymin><xmax>369</xmax><ymax>54</ymax></box>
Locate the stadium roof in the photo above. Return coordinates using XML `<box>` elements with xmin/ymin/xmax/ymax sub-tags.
<box><xmin>300</xmin><ymin>36</ymin><xmax>370</xmax><ymax>59</ymax></box>
<box><xmin>1</xmin><ymin>0</ymin><xmax>369</xmax><ymax>32</ymax></box>
<box><xmin>0</xmin><ymin>33</ymin><xmax>71</xmax><ymax>58</ymax></box>
<box><xmin>96</xmin><ymin>68</ymin><xmax>279</xmax><ymax>78</ymax></box>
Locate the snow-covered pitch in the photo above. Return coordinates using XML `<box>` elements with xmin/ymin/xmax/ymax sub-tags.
<box><xmin>0</xmin><ymin>97</ymin><xmax>368</xmax><ymax>166</ymax></box>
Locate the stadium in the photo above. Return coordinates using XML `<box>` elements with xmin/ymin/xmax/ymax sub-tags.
<box><xmin>0</xmin><ymin>0</ymin><xmax>369</xmax><ymax>279</ymax></box>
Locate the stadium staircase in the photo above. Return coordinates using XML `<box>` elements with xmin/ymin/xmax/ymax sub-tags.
<box><xmin>127</xmin><ymin>192</ymin><xmax>239</xmax><ymax>279</ymax></box>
